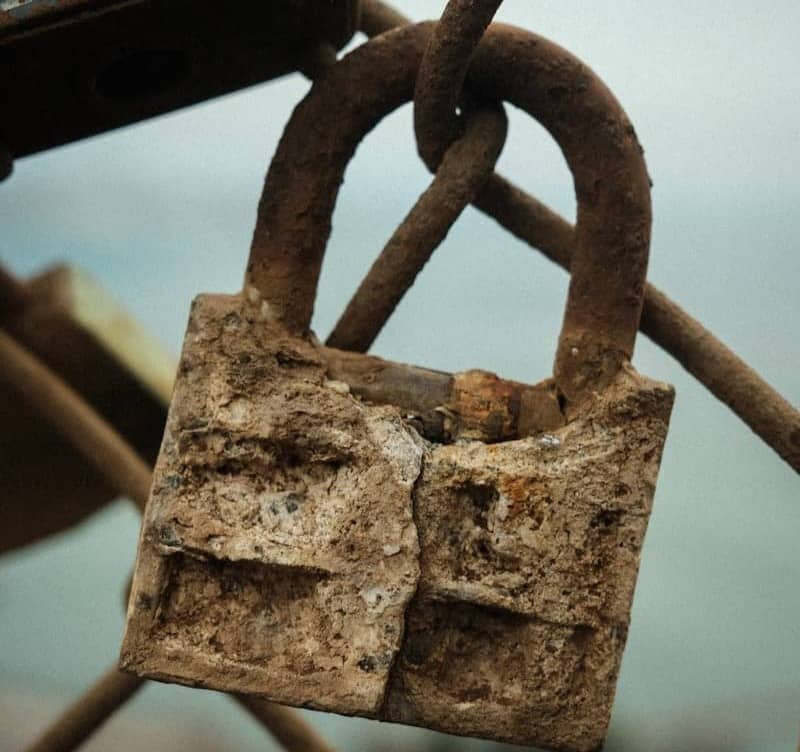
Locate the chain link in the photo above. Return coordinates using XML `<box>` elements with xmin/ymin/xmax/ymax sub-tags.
<box><xmin>413</xmin><ymin>0</ymin><xmax>503</xmax><ymax>168</ymax></box>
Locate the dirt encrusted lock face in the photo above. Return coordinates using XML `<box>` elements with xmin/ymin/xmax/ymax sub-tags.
<box><xmin>121</xmin><ymin>22</ymin><xmax>674</xmax><ymax>752</ymax></box>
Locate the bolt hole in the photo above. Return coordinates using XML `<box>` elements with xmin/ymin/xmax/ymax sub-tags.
<box><xmin>95</xmin><ymin>49</ymin><xmax>189</xmax><ymax>102</ymax></box>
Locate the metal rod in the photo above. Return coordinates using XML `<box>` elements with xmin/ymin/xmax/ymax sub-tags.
<box><xmin>0</xmin><ymin>330</ymin><xmax>152</xmax><ymax>507</ymax></box>
<box><xmin>323</xmin><ymin>344</ymin><xmax>565</xmax><ymax>441</ymax></box>
<box><xmin>413</xmin><ymin>0</ymin><xmax>503</xmax><ymax>168</ymax></box>
<box><xmin>475</xmin><ymin>173</ymin><xmax>800</xmax><ymax>472</ymax></box>
<box><xmin>237</xmin><ymin>696</ymin><xmax>336</xmax><ymax>752</ymax></box>
<box><xmin>358</xmin><ymin>0</ymin><xmax>408</xmax><ymax>36</ymax></box>
<box><xmin>24</xmin><ymin>667</ymin><xmax>144</xmax><ymax>752</ymax></box>
<box><xmin>326</xmin><ymin>103</ymin><xmax>507</xmax><ymax>352</ymax></box>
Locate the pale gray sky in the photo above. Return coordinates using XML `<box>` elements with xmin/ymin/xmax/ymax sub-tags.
<box><xmin>1</xmin><ymin>2</ymin><xmax>798</xmax><ymax>750</ymax></box>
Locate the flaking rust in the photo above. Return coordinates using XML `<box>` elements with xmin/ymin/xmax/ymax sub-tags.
<box><xmin>385</xmin><ymin>372</ymin><xmax>673</xmax><ymax>750</ymax></box>
<box><xmin>122</xmin><ymin>293</ymin><xmax>673</xmax><ymax>752</ymax></box>
<box><xmin>122</xmin><ymin>293</ymin><xmax>422</xmax><ymax>715</ymax></box>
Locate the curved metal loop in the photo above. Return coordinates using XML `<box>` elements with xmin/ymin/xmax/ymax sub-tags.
<box><xmin>245</xmin><ymin>22</ymin><xmax>652</xmax><ymax>400</ymax></box>
<box><xmin>413</xmin><ymin>0</ymin><xmax>503</xmax><ymax>169</ymax></box>
<box><xmin>326</xmin><ymin>101</ymin><xmax>507</xmax><ymax>353</ymax></box>
<box><xmin>357</xmin><ymin>2</ymin><xmax>800</xmax><ymax>471</ymax></box>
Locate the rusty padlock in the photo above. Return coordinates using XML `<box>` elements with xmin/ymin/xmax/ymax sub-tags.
<box><xmin>0</xmin><ymin>264</ymin><xmax>173</xmax><ymax>555</ymax></box>
<box><xmin>121</xmin><ymin>23</ymin><xmax>674</xmax><ymax>752</ymax></box>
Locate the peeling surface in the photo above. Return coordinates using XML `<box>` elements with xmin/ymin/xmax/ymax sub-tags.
<box><xmin>122</xmin><ymin>294</ymin><xmax>422</xmax><ymax>715</ymax></box>
<box><xmin>385</xmin><ymin>364</ymin><xmax>674</xmax><ymax>751</ymax></box>
<box><xmin>121</xmin><ymin>293</ymin><xmax>674</xmax><ymax>751</ymax></box>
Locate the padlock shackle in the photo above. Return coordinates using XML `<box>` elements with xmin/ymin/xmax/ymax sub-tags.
<box><xmin>246</xmin><ymin>22</ymin><xmax>652</xmax><ymax>400</ymax></box>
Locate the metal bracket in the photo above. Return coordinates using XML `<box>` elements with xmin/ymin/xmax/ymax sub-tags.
<box><xmin>0</xmin><ymin>0</ymin><xmax>358</xmax><ymax>160</ymax></box>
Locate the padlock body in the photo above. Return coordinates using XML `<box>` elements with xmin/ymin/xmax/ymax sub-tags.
<box><xmin>121</xmin><ymin>294</ymin><xmax>423</xmax><ymax>715</ymax></box>
<box><xmin>122</xmin><ymin>293</ymin><xmax>673</xmax><ymax>752</ymax></box>
<box><xmin>383</xmin><ymin>379</ymin><xmax>672</xmax><ymax>750</ymax></box>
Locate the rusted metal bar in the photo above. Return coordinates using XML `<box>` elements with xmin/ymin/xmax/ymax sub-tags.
<box><xmin>358</xmin><ymin>0</ymin><xmax>408</xmax><ymax>37</ymax></box>
<box><xmin>0</xmin><ymin>0</ymin><xmax>358</xmax><ymax>160</ymax></box>
<box><xmin>326</xmin><ymin>345</ymin><xmax>452</xmax><ymax>415</ymax></box>
<box><xmin>324</xmin><ymin>345</ymin><xmax>565</xmax><ymax>441</ymax></box>
<box><xmin>237</xmin><ymin>697</ymin><xmax>336</xmax><ymax>752</ymax></box>
<box><xmin>413</xmin><ymin>0</ymin><xmax>503</xmax><ymax>168</ymax></box>
<box><xmin>358</xmin><ymin>1</ymin><xmax>800</xmax><ymax>472</ymax></box>
<box><xmin>0</xmin><ymin>329</ymin><xmax>153</xmax><ymax>506</ymax></box>
<box><xmin>0</xmin><ymin>330</ymin><xmax>338</xmax><ymax>752</ymax></box>
<box><xmin>298</xmin><ymin>43</ymin><xmax>339</xmax><ymax>81</ymax></box>
<box><xmin>24</xmin><ymin>667</ymin><xmax>144</xmax><ymax>752</ymax></box>
<box><xmin>640</xmin><ymin>286</ymin><xmax>800</xmax><ymax>469</ymax></box>
<box><xmin>247</xmin><ymin>22</ymin><xmax>652</xmax><ymax>406</ymax></box>
<box><xmin>326</xmin><ymin>103</ymin><xmax>507</xmax><ymax>352</ymax></box>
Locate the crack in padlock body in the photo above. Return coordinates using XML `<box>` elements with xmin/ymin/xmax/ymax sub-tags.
<box><xmin>121</xmin><ymin>22</ymin><xmax>675</xmax><ymax>752</ymax></box>
<box><xmin>123</xmin><ymin>296</ymin><xmax>671</xmax><ymax>750</ymax></box>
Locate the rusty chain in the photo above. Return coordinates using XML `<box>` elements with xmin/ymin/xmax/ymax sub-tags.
<box><xmin>358</xmin><ymin>0</ymin><xmax>800</xmax><ymax>471</ymax></box>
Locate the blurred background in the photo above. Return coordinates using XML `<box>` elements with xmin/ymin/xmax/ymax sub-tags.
<box><xmin>1</xmin><ymin>1</ymin><xmax>798</xmax><ymax>750</ymax></box>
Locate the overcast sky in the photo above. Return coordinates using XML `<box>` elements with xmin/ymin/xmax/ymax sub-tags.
<box><xmin>1</xmin><ymin>2</ymin><xmax>798</xmax><ymax>750</ymax></box>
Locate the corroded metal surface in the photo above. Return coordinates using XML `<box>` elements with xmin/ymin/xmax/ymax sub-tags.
<box><xmin>245</xmin><ymin>22</ymin><xmax>652</xmax><ymax>404</ymax></box>
<box><xmin>326</xmin><ymin>103</ymin><xmax>507</xmax><ymax>353</ymax></box>
<box><xmin>121</xmin><ymin>17</ymin><xmax>675</xmax><ymax>750</ymax></box>
<box><xmin>121</xmin><ymin>294</ymin><xmax>673</xmax><ymax>751</ymax></box>
<box><xmin>413</xmin><ymin>0</ymin><xmax>503</xmax><ymax>167</ymax></box>
<box><xmin>0</xmin><ymin>0</ymin><xmax>358</xmax><ymax>160</ymax></box>
<box><xmin>384</xmin><ymin>370</ymin><xmax>672</xmax><ymax>750</ymax></box>
<box><xmin>323</xmin><ymin>347</ymin><xmax>567</xmax><ymax>443</ymax></box>
<box><xmin>358</xmin><ymin>3</ymin><xmax>800</xmax><ymax>472</ymax></box>
<box><xmin>122</xmin><ymin>295</ymin><xmax>423</xmax><ymax>713</ymax></box>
